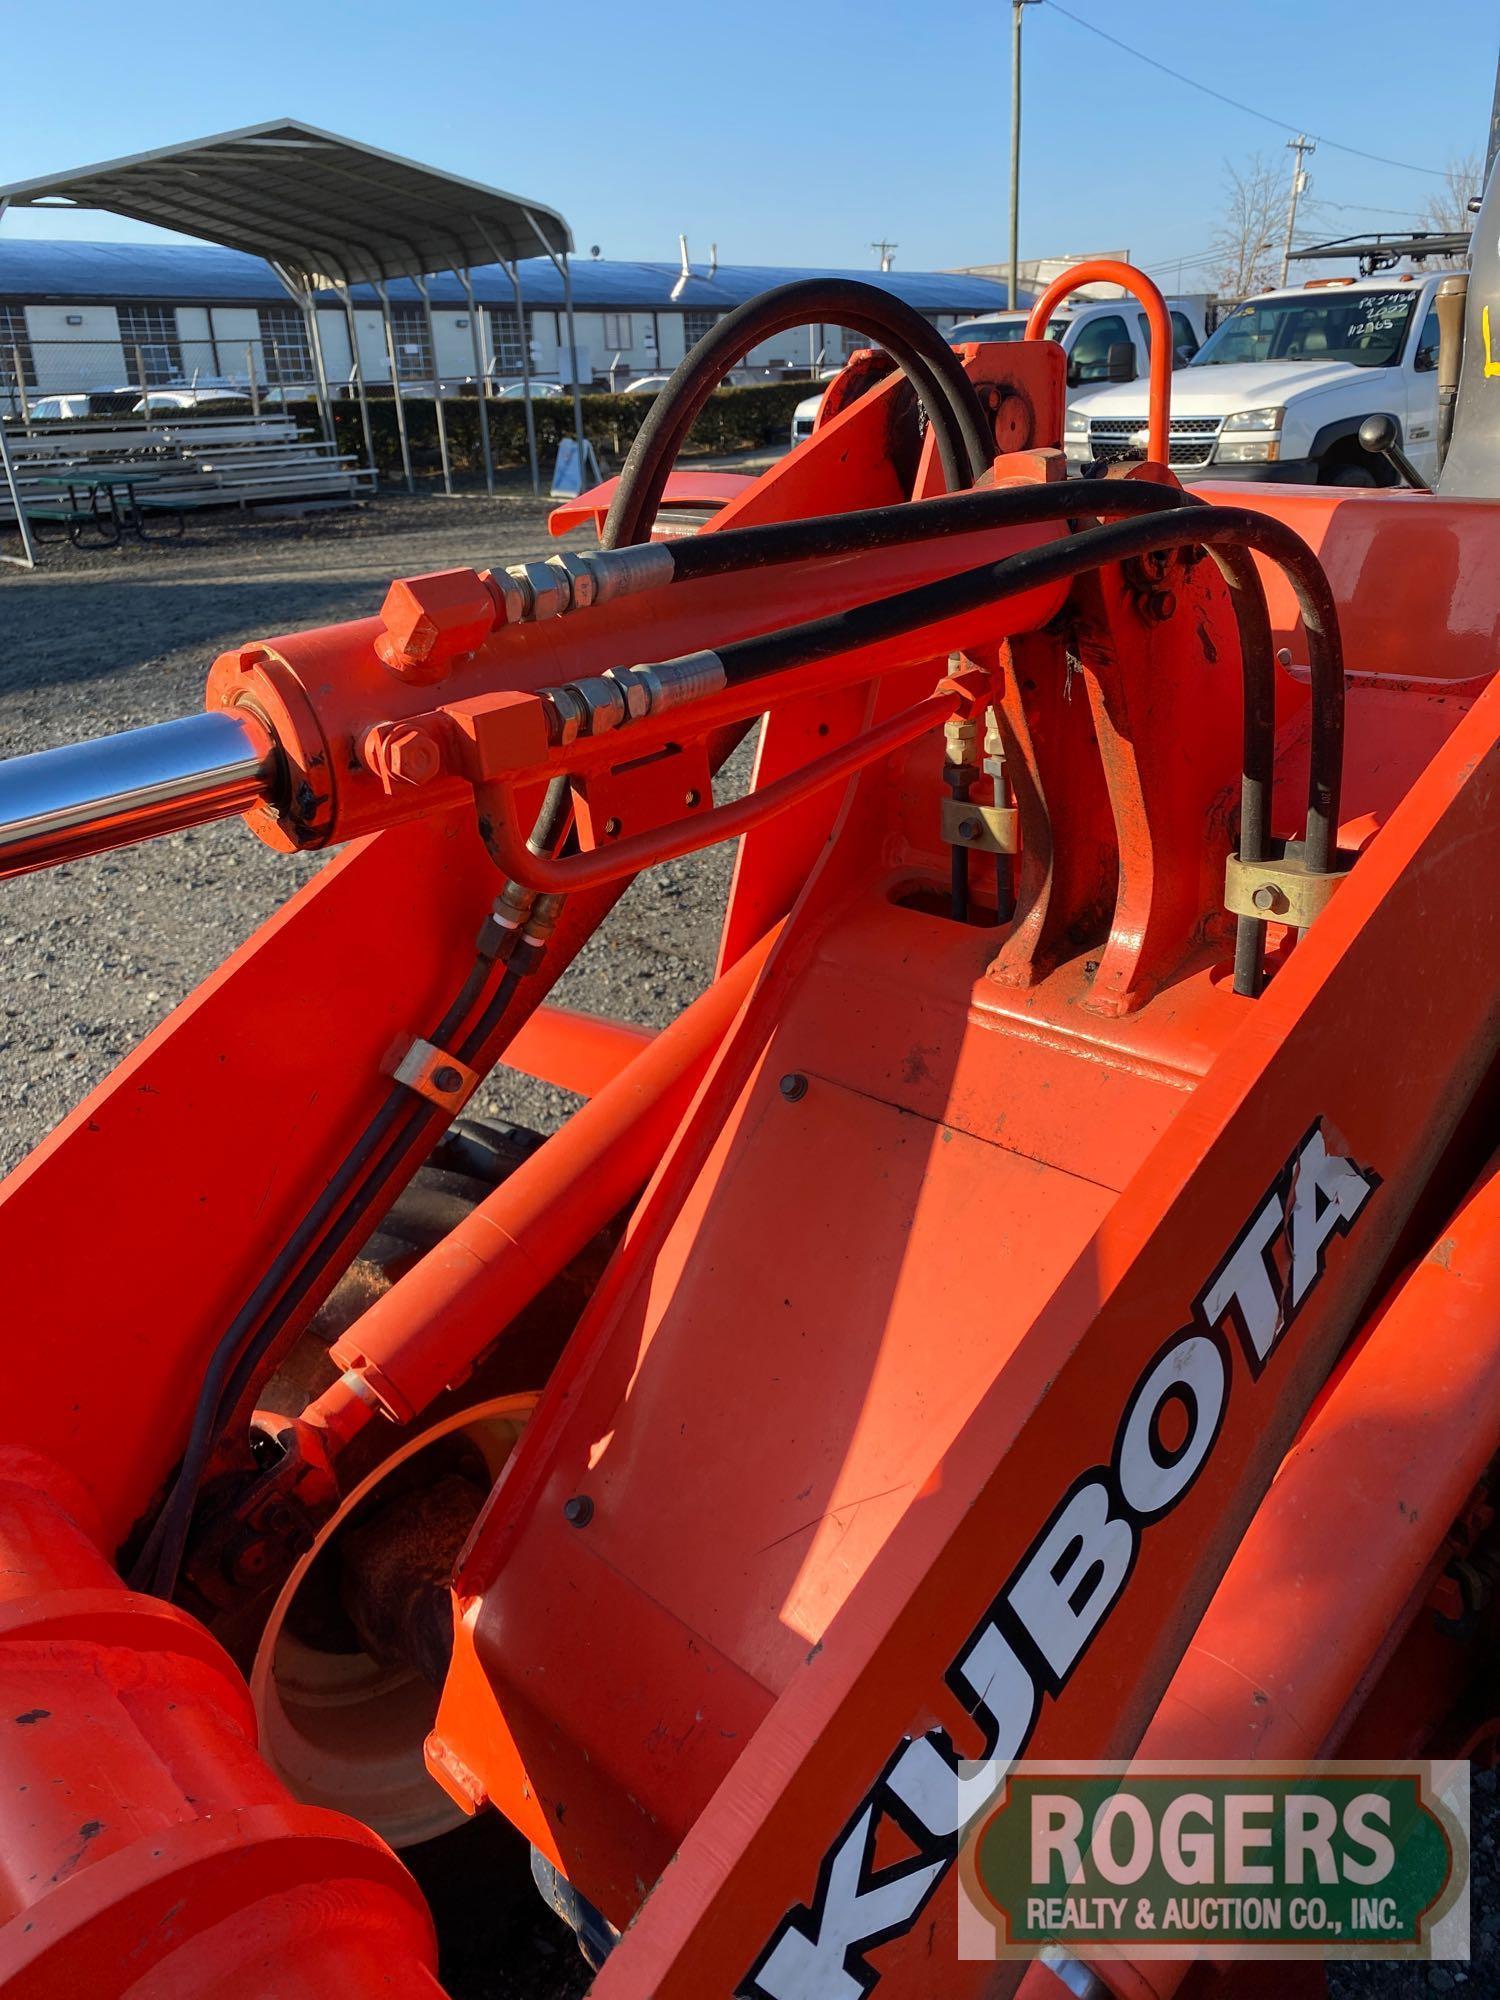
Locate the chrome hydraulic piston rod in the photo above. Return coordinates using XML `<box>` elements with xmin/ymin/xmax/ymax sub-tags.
<box><xmin>0</xmin><ymin>710</ymin><xmax>278</xmax><ymax>880</ymax></box>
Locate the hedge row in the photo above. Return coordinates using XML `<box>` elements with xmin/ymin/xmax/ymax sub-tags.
<box><xmin>293</xmin><ymin>378</ymin><xmax>817</xmax><ymax>477</ymax></box>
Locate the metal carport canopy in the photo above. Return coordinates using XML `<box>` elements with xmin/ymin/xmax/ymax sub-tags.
<box><xmin>0</xmin><ymin>118</ymin><xmax>584</xmax><ymax>504</ymax></box>
<box><xmin>0</xmin><ymin>118</ymin><xmax>571</xmax><ymax>288</ymax></box>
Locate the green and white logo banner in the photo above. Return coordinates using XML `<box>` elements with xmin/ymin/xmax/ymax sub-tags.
<box><xmin>958</xmin><ymin>1761</ymin><xmax>1469</xmax><ymax>1964</ymax></box>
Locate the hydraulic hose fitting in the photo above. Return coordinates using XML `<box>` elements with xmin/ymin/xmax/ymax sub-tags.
<box><xmin>536</xmin><ymin>652</ymin><xmax>731</xmax><ymax>747</ymax></box>
<box><xmin>943</xmin><ymin>684</ymin><xmax>982</xmax><ymax>925</ymax></box>
<box><xmin>625</xmin><ymin>650</ymin><xmax>728</xmax><ymax>716</ymax></box>
<box><xmin>511</xmin><ymin>891</ymin><xmax>567</xmax><ymax>975</ymax></box>
<box><xmin>571</xmin><ymin>542</ymin><xmax>675</xmax><ymax>604</ymax></box>
<box><xmin>505</xmin><ymin>560</ymin><xmax>570</xmax><ymax>622</ymax></box>
<box><xmin>476</xmin><ymin>878</ymin><xmax>539</xmax><ymax>964</ymax></box>
<box><xmin>984</xmin><ymin>703</ymin><xmax>1017</xmax><ymax>923</ymax></box>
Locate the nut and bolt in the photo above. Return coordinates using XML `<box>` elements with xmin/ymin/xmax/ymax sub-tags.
<box><xmin>1251</xmin><ymin>884</ymin><xmax>1287</xmax><ymax>914</ymax></box>
<box><xmin>957</xmin><ymin>816</ymin><xmax>983</xmax><ymax>842</ymax></box>
<box><xmin>365</xmin><ymin>721</ymin><xmax>443</xmax><ymax>789</ymax></box>
<box><xmin>431</xmin><ymin>1065</ymin><xmax>464</xmax><ymax>1094</ymax></box>
<box><xmin>563</xmin><ymin>1495</ymin><xmax>594</xmax><ymax>1527</ymax></box>
<box><xmin>779</xmin><ymin>1072</ymin><xmax>809</xmax><ymax>1103</ymax></box>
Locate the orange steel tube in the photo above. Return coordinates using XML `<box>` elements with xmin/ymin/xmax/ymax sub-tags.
<box><xmin>503</xmin><ymin>1003</ymin><xmax>656</xmax><ymax>1098</ymax></box>
<box><xmin>320</xmin><ymin>925</ymin><xmax>778</xmax><ymax>1433</ymax></box>
<box><xmin>1019</xmin><ymin>1149</ymin><xmax>1500</xmax><ymax>2000</ymax></box>
<box><xmin>479</xmin><ymin>689</ymin><xmax>956</xmax><ymax>896</ymax></box>
<box><xmin>1026</xmin><ymin>259</ymin><xmax>1173</xmax><ymax>468</ymax></box>
<box><xmin>0</xmin><ymin>1450</ymin><xmax>441</xmax><ymax>1997</ymax></box>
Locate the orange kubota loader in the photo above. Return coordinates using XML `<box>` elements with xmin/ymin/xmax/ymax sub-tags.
<box><xmin>0</xmin><ymin>237</ymin><xmax>1494</xmax><ymax>2000</ymax></box>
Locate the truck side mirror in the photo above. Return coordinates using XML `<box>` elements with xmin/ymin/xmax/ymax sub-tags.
<box><xmin>1106</xmin><ymin>342</ymin><xmax>1137</xmax><ymax>384</ymax></box>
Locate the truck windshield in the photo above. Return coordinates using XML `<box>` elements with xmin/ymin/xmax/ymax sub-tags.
<box><xmin>949</xmin><ymin>318</ymin><xmax>1069</xmax><ymax>345</ymax></box>
<box><xmin>1191</xmin><ymin>291</ymin><xmax>1416</xmax><ymax>369</ymax></box>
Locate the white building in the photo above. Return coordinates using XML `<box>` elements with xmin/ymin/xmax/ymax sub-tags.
<box><xmin>0</xmin><ymin>240</ymin><xmax>1022</xmax><ymax>405</ymax></box>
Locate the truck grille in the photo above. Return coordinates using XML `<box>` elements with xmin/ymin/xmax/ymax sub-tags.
<box><xmin>1086</xmin><ymin>416</ymin><xmax>1220</xmax><ymax>468</ymax></box>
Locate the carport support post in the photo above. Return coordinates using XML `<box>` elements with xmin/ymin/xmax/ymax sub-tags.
<box><xmin>0</xmin><ymin>404</ymin><xmax>36</xmax><ymax>569</ymax></box>
<box><xmin>271</xmin><ymin>266</ymin><xmax>336</xmax><ymax>449</ymax></box>
<box><xmin>457</xmin><ymin>266</ymin><xmax>495</xmax><ymax>497</ymax></box>
<box><xmin>509</xmin><ymin>265</ymin><xmax>540</xmax><ymax>494</ymax></box>
<box><xmin>302</xmin><ymin>295</ymin><xmax>338</xmax><ymax>450</ymax></box>
<box><xmin>560</xmin><ymin>256</ymin><xmax>587</xmax><ymax>478</ymax></box>
<box><xmin>522</xmin><ymin>208</ymin><xmax>588</xmax><ymax>488</ymax></box>
<box><xmin>374</xmin><ymin>282</ymin><xmax>414</xmax><ymax>494</ymax></box>
<box><xmin>415</xmin><ymin>274</ymin><xmax>454</xmax><ymax>497</ymax></box>
<box><xmin>336</xmin><ymin>282</ymin><xmax>377</xmax><ymax>483</ymax></box>
<box><xmin>477</xmin><ymin>220</ymin><xmax>539</xmax><ymax>496</ymax></box>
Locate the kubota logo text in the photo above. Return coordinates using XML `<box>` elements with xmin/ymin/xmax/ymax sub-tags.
<box><xmin>744</xmin><ymin>1121</ymin><xmax>1377</xmax><ymax>2000</ymax></box>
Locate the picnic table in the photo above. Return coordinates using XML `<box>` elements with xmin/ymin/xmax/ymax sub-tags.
<box><xmin>24</xmin><ymin>468</ymin><xmax>186</xmax><ymax>547</ymax></box>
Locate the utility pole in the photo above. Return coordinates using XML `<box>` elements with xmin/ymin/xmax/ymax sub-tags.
<box><xmin>871</xmin><ymin>239</ymin><xmax>898</xmax><ymax>272</ymax></box>
<box><xmin>1279</xmin><ymin>134</ymin><xmax>1315</xmax><ymax>286</ymax></box>
<box><xmin>1009</xmin><ymin>0</ymin><xmax>1042</xmax><ymax>308</ymax></box>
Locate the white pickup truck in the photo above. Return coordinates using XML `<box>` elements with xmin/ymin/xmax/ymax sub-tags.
<box><xmin>790</xmin><ymin>297</ymin><xmax>1207</xmax><ymax>447</ymax></box>
<box><xmin>1065</xmin><ymin>273</ymin><xmax>1444</xmax><ymax>486</ymax></box>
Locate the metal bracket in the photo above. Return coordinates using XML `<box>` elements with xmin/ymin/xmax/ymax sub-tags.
<box><xmin>1224</xmin><ymin>839</ymin><xmax>1354</xmax><ymax>929</ymax></box>
<box><xmin>389</xmin><ymin>1036</ymin><xmax>480</xmax><ymax>1112</ymax></box>
<box><xmin>942</xmin><ymin>797</ymin><xmax>1018</xmax><ymax>856</ymax></box>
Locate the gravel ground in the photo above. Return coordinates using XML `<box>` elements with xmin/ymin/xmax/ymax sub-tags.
<box><xmin>0</xmin><ymin>497</ymin><xmax>1492</xmax><ymax>1996</ymax></box>
<box><xmin>0</xmin><ymin>493</ymin><xmax>736</xmax><ymax>1173</ymax></box>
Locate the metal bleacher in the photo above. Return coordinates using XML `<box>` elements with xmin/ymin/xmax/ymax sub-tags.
<box><xmin>0</xmin><ymin>414</ymin><xmax>373</xmax><ymax>539</ymax></box>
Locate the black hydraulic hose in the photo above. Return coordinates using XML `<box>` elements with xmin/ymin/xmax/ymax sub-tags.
<box><xmin>676</xmin><ymin>501</ymin><xmax>1336</xmax><ymax>997</ymax></box>
<box><xmin>601</xmin><ymin>279</ymin><xmax>995</xmax><ymax>547</ymax></box>
<box><xmin>209</xmin><ymin>959</ymin><xmax>532</xmax><ymax>1433</ymax></box>
<box><xmin>662</xmin><ymin>474</ymin><xmax>1196</xmax><ymax>581</ymax></box>
<box><xmin>136</xmin><ymin>784</ymin><xmax>577</xmax><ymax>1601</ymax></box>
<box><xmin>701</xmin><ymin>503</ymin><xmax>1334</xmax><ymax>835</ymax></box>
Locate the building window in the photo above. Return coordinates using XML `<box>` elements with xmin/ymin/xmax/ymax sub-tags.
<box><xmin>388</xmin><ymin>301</ymin><xmax>434</xmax><ymax>382</ymax></box>
<box><xmin>117</xmin><ymin>304</ymin><xmax>182</xmax><ymax>385</ymax></box>
<box><xmin>602</xmin><ymin>313</ymin><xmax>632</xmax><ymax>349</ymax></box>
<box><xmin>840</xmin><ymin>325</ymin><xmax>869</xmax><ymax>359</ymax></box>
<box><xmin>681</xmin><ymin>310</ymin><xmax>717</xmax><ymax>346</ymax></box>
<box><xmin>0</xmin><ymin>306</ymin><xmax>36</xmax><ymax>398</ymax></box>
<box><xmin>486</xmin><ymin>305</ymin><xmax>531</xmax><ymax>377</ymax></box>
<box><xmin>257</xmin><ymin>304</ymin><xmax>313</xmax><ymax>387</ymax></box>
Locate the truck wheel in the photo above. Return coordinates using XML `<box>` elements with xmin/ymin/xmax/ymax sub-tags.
<box><xmin>1318</xmin><ymin>446</ymin><xmax>1386</xmax><ymax>488</ymax></box>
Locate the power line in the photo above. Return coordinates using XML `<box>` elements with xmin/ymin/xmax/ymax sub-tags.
<box><xmin>1041</xmin><ymin>1</ymin><xmax>1448</xmax><ymax>178</ymax></box>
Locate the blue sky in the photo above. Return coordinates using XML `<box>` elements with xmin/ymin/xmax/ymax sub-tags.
<box><xmin>1</xmin><ymin>0</ymin><xmax>1493</xmax><ymax>281</ymax></box>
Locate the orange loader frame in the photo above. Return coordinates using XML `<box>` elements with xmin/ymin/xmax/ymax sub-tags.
<box><xmin>0</xmin><ymin>263</ymin><xmax>1494</xmax><ymax>1999</ymax></box>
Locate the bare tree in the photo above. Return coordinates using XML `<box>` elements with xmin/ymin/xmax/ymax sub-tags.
<box><xmin>1420</xmin><ymin>152</ymin><xmax>1482</xmax><ymax>263</ymax></box>
<box><xmin>1212</xmin><ymin>153</ymin><xmax>1288</xmax><ymax>300</ymax></box>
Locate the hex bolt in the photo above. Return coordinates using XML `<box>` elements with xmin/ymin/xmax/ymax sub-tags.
<box><xmin>957</xmin><ymin>816</ymin><xmax>982</xmax><ymax>842</ymax></box>
<box><xmin>563</xmin><ymin>1495</ymin><xmax>594</xmax><ymax>1527</ymax></box>
<box><xmin>365</xmin><ymin>722</ymin><xmax>442</xmax><ymax>789</ymax></box>
<box><xmin>1251</xmin><ymin>884</ymin><xmax>1285</xmax><ymax>913</ymax></box>
<box><xmin>432</xmin><ymin>1065</ymin><xmax>463</xmax><ymax>1094</ymax></box>
<box><xmin>779</xmin><ymin>1072</ymin><xmax>809</xmax><ymax>1102</ymax></box>
<box><xmin>603</xmin><ymin>816</ymin><xmax>622</xmax><ymax>838</ymax></box>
